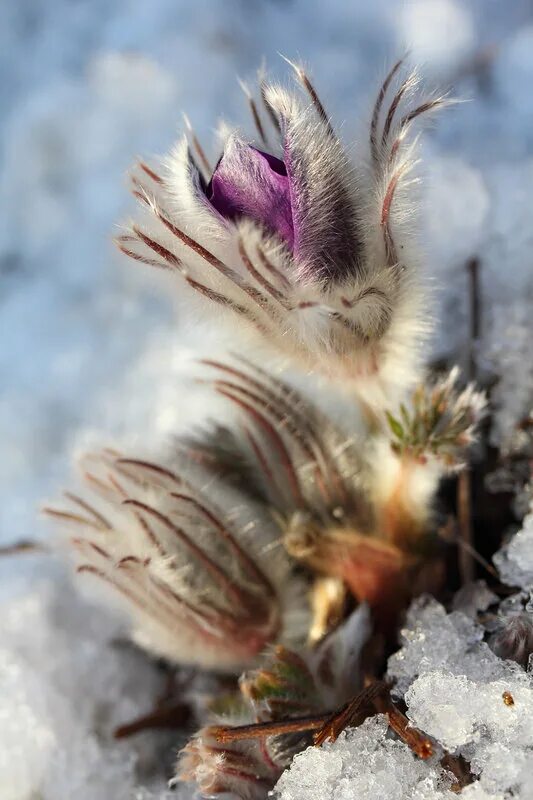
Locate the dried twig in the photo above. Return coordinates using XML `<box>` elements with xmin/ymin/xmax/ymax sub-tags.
<box><xmin>439</xmin><ymin>518</ymin><xmax>498</xmax><ymax>579</ymax></box>
<box><xmin>466</xmin><ymin>257</ymin><xmax>481</xmax><ymax>381</ymax></box>
<box><xmin>211</xmin><ymin>713</ymin><xmax>327</xmax><ymax>743</ymax></box>
<box><xmin>457</xmin><ymin>257</ymin><xmax>482</xmax><ymax>585</ymax></box>
<box><xmin>0</xmin><ymin>539</ymin><xmax>47</xmax><ymax>556</ymax></box>
<box><xmin>457</xmin><ymin>470</ymin><xmax>475</xmax><ymax>584</ymax></box>
<box><xmin>313</xmin><ymin>681</ymin><xmax>386</xmax><ymax>746</ymax></box>
<box><xmin>114</xmin><ymin>701</ymin><xmax>190</xmax><ymax>739</ymax></box>
<box><xmin>213</xmin><ymin>681</ymin><xmax>434</xmax><ymax>761</ymax></box>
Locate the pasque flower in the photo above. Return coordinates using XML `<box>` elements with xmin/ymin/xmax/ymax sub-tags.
<box><xmin>118</xmin><ymin>60</ymin><xmax>447</xmax><ymax>403</ymax></box>
<box><xmin>38</xmin><ymin>56</ymin><xmax>497</xmax><ymax>800</ymax></box>
<box><xmin>44</xmin><ymin>448</ymin><xmax>309</xmax><ymax>672</ymax></box>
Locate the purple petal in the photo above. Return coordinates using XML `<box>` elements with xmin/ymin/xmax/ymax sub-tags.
<box><xmin>207</xmin><ymin>138</ymin><xmax>294</xmax><ymax>248</ymax></box>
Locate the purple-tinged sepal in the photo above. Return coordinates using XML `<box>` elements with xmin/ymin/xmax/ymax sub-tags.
<box><xmin>207</xmin><ymin>136</ymin><xmax>295</xmax><ymax>249</ymax></box>
<box><xmin>263</xmin><ymin>83</ymin><xmax>364</xmax><ymax>285</ymax></box>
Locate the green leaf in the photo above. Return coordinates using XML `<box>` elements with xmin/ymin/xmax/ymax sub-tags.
<box><xmin>400</xmin><ymin>403</ymin><xmax>411</xmax><ymax>429</ymax></box>
<box><xmin>386</xmin><ymin>411</ymin><xmax>404</xmax><ymax>441</ymax></box>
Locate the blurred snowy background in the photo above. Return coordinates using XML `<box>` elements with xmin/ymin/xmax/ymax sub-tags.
<box><xmin>1</xmin><ymin>1</ymin><xmax>533</xmax><ymax>798</ymax></box>
<box><xmin>3</xmin><ymin>0</ymin><xmax>533</xmax><ymax>549</ymax></box>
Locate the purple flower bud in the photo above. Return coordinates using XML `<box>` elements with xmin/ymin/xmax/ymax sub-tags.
<box><xmin>204</xmin><ymin>99</ymin><xmax>363</xmax><ymax>286</ymax></box>
<box><xmin>119</xmin><ymin>61</ymin><xmax>447</xmax><ymax>398</ymax></box>
<box><xmin>207</xmin><ymin>139</ymin><xmax>295</xmax><ymax>250</ymax></box>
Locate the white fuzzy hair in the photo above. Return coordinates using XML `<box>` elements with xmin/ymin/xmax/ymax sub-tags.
<box><xmin>196</xmin><ymin>359</ymin><xmax>485</xmax><ymax>569</ymax></box>
<box><xmin>44</xmin><ymin>447</ymin><xmax>309</xmax><ymax>673</ymax></box>
<box><xmin>117</xmin><ymin>60</ymin><xmax>448</xmax><ymax>408</ymax></box>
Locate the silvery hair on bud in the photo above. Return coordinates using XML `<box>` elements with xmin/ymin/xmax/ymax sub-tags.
<box><xmin>117</xmin><ymin>59</ymin><xmax>449</xmax><ymax>406</ymax></box>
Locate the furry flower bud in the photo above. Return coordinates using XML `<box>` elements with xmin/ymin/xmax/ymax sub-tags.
<box><xmin>192</xmin><ymin>359</ymin><xmax>483</xmax><ymax>630</ymax></box>
<box><xmin>117</xmin><ymin>60</ymin><xmax>447</xmax><ymax>403</ymax></box>
<box><xmin>385</xmin><ymin>367</ymin><xmax>487</xmax><ymax>469</ymax></box>
<box><xmin>44</xmin><ymin>448</ymin><xmax>309</xmax><ymax>672</ymax></box>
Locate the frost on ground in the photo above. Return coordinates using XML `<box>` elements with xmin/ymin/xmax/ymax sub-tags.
<box><xmin>277</xmin><ymin>575</ymin><xmax>533</xmax><ymax>799</ymax></box>
<box><xmin>275</xmin><ymin>507</ymin><xmax>533</xmax><ymax>800</ymax></box>
<box><xmin>389</xmin><ymin>595</ymin><xmax>533</xmax><ymax>796</ymax></box>
<box><xmin>275</xmin><ymin>716</ymin><xmax>496</xmax><ymax>800</ymax></box>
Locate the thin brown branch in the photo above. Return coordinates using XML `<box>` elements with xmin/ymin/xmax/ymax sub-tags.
<box><xmin>313</xmin><ymin>681</ymin><xmax>386</xmax><ymax>746</ymax></box>
<box><xmin>376</xmin><ymin>696</ymin><xmax>433</xmax><ymax>759</ymax></box>
<box><xmin>457</xmin><ymin>256</ymin><xmax>482</xmax><ymax>586</ymax></box>
<box><xmin>457</xmin><ymin>469</ymin><xmax>475</xmax><ymax>584</ymax></box>
<box><xmin>0</xmin><ymin>540</ymin><xmax>47</xmax><ymax>556</ymax></box>
<box><xmin>438</xmin><ymin>518</ymin><xmax>498</xmax><ymax>578</ymax></box>
<box><xmin>114</xmin><ymin>701</ymin><xmax>190</xmax><ymax>739</ymax></box>
<box><xmin>213</xmin><ymin>681</ymin><xmax>437</xmax><ymax>765</ymax></box>
<box><xmin>466</xmin><ymin>257</ymin><xmax>481</xmax><ymax>381</ymax></box>
<box><xmin>211</xmin><ymin>713</ymin><xmax>328</xmax><ymax>743</ymax></box>
<box><xmin>441</xmin><ymin>752</ymin><xmax>474</xmax><ymax>792</ymax></box>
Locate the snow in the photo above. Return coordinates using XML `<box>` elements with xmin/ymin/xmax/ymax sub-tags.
<box><xmin>485</xmin><ymin>303</ymin><xmax>533</xmax><ymax>454</ymax></box>
<box><xmin>277</xmin><ymin>586</ymin><xmax>533</xmax><ymax>799</ymax></box>
<box><xmin>1</xmin><ymin>1</ymin><xmax>533</xmax><ymax>798</ymax></box>
<box><xmin>493</xmin><ymin>506</ymin><xmax>533</xmax><ymax>591</ymax></box>
<box><xmin>405</xmin><ymin>672</ymin><xmax>533</xmax><ymax>789</ymax></box>
<box><xmin>388</xmin><ymin>595</ymin><xmax>533</xmax><ymax>797</ymax></box>
<box><xmin>397</xmin><ymin>0</ymin><xmax>475</xmax><ymax>73</ymax></box>
<box><xmin>275</xmin><ymin>716</ymin><xmax>458</xmax><ymax>800</ymax></box>
<box><xmin>0</xmin><ymin>556</ymin><xmax>183</xmax><ymax>799</ymax></box>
